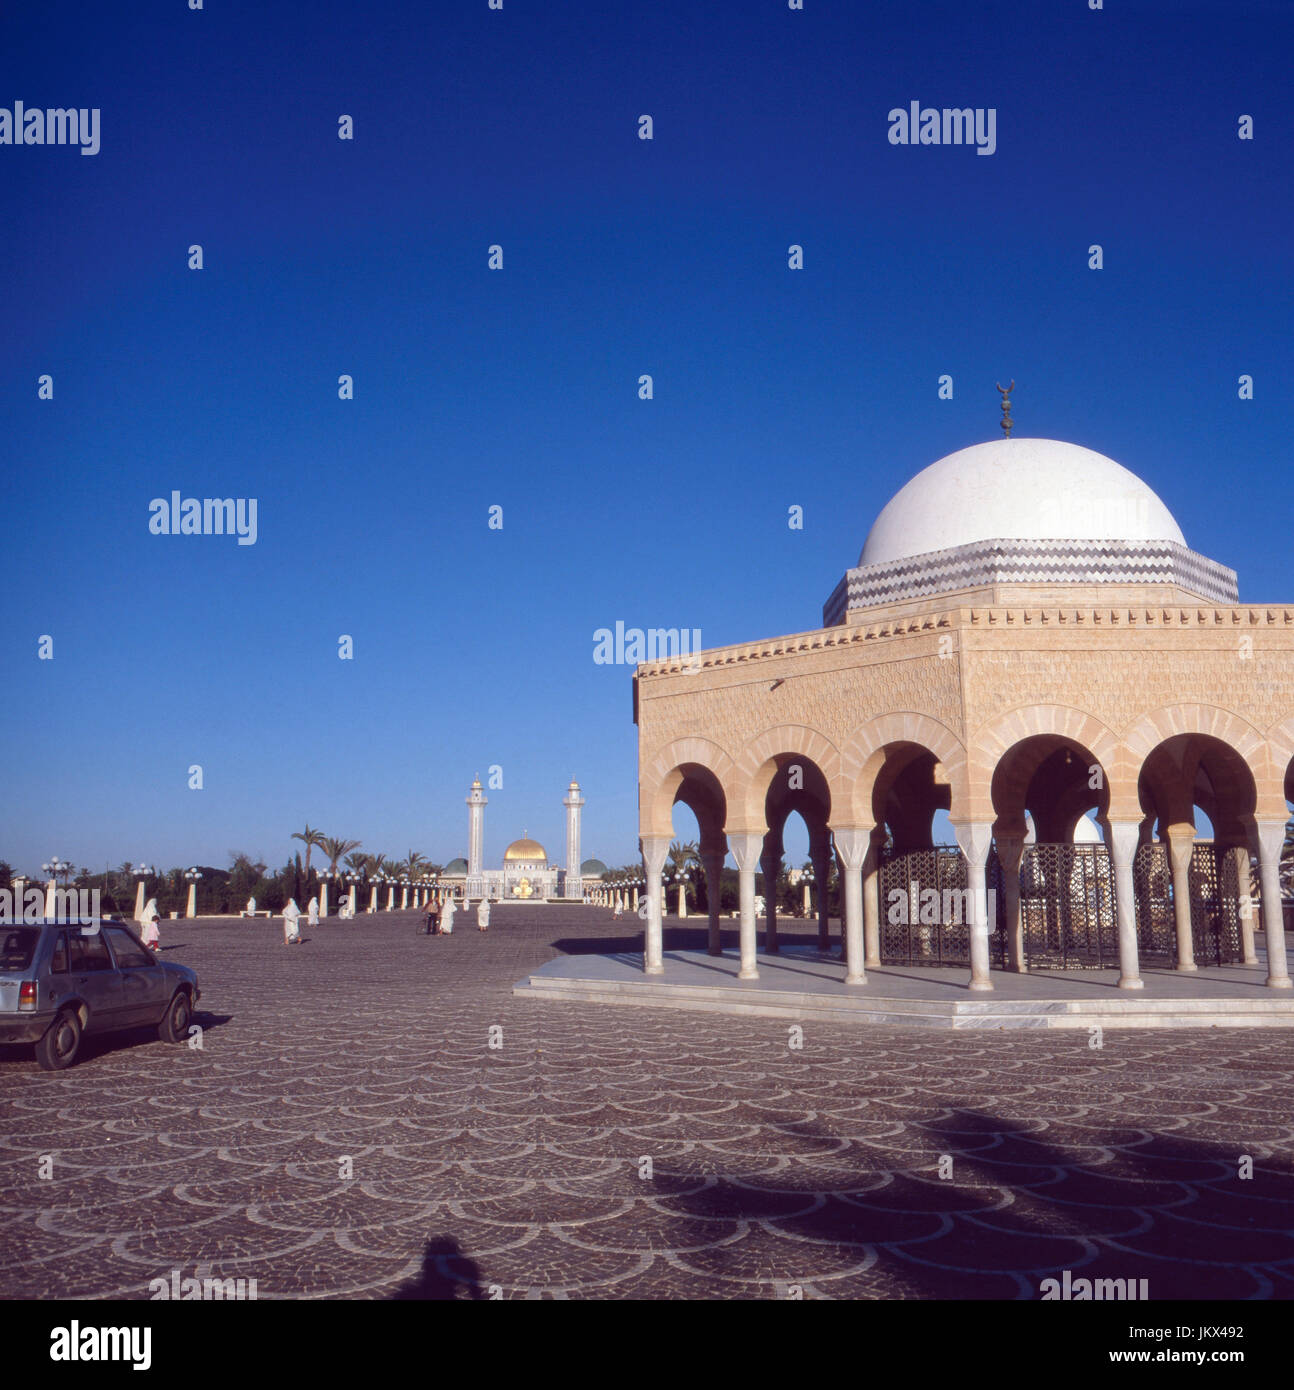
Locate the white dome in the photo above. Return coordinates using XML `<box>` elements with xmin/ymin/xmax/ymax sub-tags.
<box><xmin>859</xmin><ymin>438</ymin><xmax>1186</xmax><ymax>568</ymax></box>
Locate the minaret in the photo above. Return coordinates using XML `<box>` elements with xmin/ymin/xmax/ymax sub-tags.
<box><xmin>466</xmin><ymin>775</ymin><xmax>487</xmax><ymax>881</ymax></box>
<box><xmin>563</xmin><ymin>778</ymin><xmax>585</xmax><ymax>899</ymax></box>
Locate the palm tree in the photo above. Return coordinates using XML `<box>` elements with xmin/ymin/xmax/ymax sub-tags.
<box><xmin>402</xmin><ymin>851</ymin><xmax>428</xmax><ymax>880</ymax></box>
<box><xmin>291</xmin><ymin>824</ymin><xmax>326</xmax><ymax>878</ymax></box>
<box><xmin>343</xmin><ymin>851</ymin><xmax>368</xmax><ymax>877</ymax></box>
<box><xmin>321</xmin><ymin>837</ymin><xmax>362</xmax><ymax>874</ymax></box>
<box><xmin>667</xmin><ymin>840</ymin><xmax>698</xmax><ymax>877</ymax></box>
<box><xmin>362</xmin><ymin>852</ymin><xmax>390</xmax><ymax>880</ymax></box>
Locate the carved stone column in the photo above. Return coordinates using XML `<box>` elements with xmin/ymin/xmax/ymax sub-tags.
<box><xmin>1106</xmin><ymin>821</ymin><xmax>1144</xmax><ymax>990</ymax></box>
<box><xmin>1165</xmin><ymin>823</ymin><xmax>1198</xmax><ymax>971</ymax></box>
<box><xmin>831</xmin><ymin>827</ymin><xmax>871</xmax><ymax>986</ymax></box>
<box><xmin>729</xmin><ymin>832</ymin><xmax>765</xmax><ymax>980</ymax></box>
<box><xmin>953</xmin><ymin>822</ymin><xmax>994</xmax><ymax>991</ymax></box>
<box><xmin>1254</xmin><ymin>820</ymin><xmax>1292</xmax><ymax>989</ymax></box>
<box><xmin>641</xmin><ymin>836</ymin><xmax>671</xmax><ymax>976</ymax></box>
<box><xmin>995</xmin><ymin>831</ymin><xmax>1028</xmax><ymax>973</ymax></box>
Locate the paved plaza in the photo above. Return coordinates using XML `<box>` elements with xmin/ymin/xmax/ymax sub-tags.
<box><xmin>2</xmin><ymin>905</ymin><xmax>1294</xmax><ymax>1300</ymax></box>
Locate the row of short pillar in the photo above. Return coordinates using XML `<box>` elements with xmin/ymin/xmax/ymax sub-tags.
<box><xmin>639</xmin><ymin>819</ymin><xmax>1292</xmax><ymax>992</ymax></box>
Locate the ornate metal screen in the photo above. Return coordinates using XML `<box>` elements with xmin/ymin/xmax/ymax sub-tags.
<box><xmin>877</xmin><ymin>846</ymin><xmax>1006</xmax><ymax>967</ymax></box>
<box><xmin>1189</xmin><ymin>843</ymin><xmax>1242</xmax><ymax>966</ymax></box>
<box><xmin>1132</xmin><ymin>843</ymin><xmax>1175</xmax><ymax>963</ymax></box>
<box><xmin>1017</xmin><ymin>843</ymin><xmax>1118</xmax><ymax>970</ymax></box>
<box><xmin>1131</xmin><ymin>841</ymin><xmax>1242</xmax><ymax>966</ymax></box>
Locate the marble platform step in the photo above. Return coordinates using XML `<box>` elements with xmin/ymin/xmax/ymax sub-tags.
<box><xmin>514</xmin><ymin>970</ymin><xmax>1294</xmax><ymax>1030</ymax></box>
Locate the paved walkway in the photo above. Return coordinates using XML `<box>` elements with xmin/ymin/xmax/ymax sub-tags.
<box><xmin>2</xmin><ymin>907</ymin><xmax>1293</xmax><ymax>1299</ymax></box>
<box><xmin>528</xmin><ymin>942</ymin><xmax>1286</xmax><ymax>1001</ymax></box>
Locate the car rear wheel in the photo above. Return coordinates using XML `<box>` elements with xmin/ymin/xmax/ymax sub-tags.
<box><xmin>158</xmin><ymin>990</ymin><xmax>192</xmax><ymax>1044</ymax></box>
<box><xmin>36</xmin><ymin>1010</ymin><xmax>82</xmax><ymax>1071</ymax></box>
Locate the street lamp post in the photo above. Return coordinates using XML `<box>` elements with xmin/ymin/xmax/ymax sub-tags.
<box><xmin>802</xmin><ymin>864</ymin><xmax>814</xmax><ymax>919</ymax></box>
<box><xmin>185</xmin><ymin>867</ymin><xmax>202</xmax><ymax>919</ymax></box>
<box><xmin>132</xmin><ymin>862</ymin><xmax>153</xmax><ymax>924</ymax></box>
<box><xmin>42</xmin><ymin>856</ymin><xmax>68</xmax><ymax>919</ymax></box>
<box><xmin>320</xmin><ymin>870</ymin><xmax>334</xmax><ymax>918</ymax></box>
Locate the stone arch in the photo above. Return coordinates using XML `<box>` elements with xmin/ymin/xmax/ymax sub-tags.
<box><xmin>731</xmin><ymin>724</ymin><xmax>842</xmax><ymax>831</ymax></box>
<box><xmin>640</xmin><ymin>736</ymin><xmax>736</xmax><ymax>840</ymax></box>
<box><xmin>1265</xmin><ymin>715</ymin><xmax>1294</xmax><ymax>808</ymax></box>
<box><xmin>839</xmin><ymin>712</ymin><xmax>967</xmax><ymax>826</ymax></box>
<box><xmin>971</xmin><ymin>704</ymin><xmax>1124</xmax><ymax>829</ymax></box>
<box><xmin>1123</xmin><ymin>704</ymin><xmax>1281</xmax><ymax>820</ymax></box>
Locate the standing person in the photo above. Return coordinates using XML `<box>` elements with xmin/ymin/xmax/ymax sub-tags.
<box><xmin>441</xmin><ymin>895</ymin><xmax>456</xmax><ymax>935</ymax></box>
<box><xmin>477</xmin><ymin>897</ymin><xmax>490</xmax><ymax>932</ymax></box>
<box><xmin>282</xmin><ymin>898</ymin><xmax>301</xmax><ymax>946</ymax></box>
<box><xmin>425</xmin><ymin>900</ymin><xmax>440</xmax><ymax>936</ymax></box>
<box><xmin>140</xmin><ymin>899</ymin><xmax>160</xmax><ymax>952</ymax></box>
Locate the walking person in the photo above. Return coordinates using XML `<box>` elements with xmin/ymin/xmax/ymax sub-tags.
<box><xmin>282</xmin><ymin>898</ymin><xmax>302</xmax><ymax>946</ymax></box>
<box><xmin>139</xmin><ymin>898</ymin><xmax>160</xmax><ymax>952</ymax></box>
<box><xmin>424</xmin><ymin>900</ymin><xmax>441</xmax><ymax>936</ymax></box>
<box><xmin>441</xmin><ymin>895</ymin><xmax>457</xmax><ymax>935</ymax></box>
<box><xmin>477</xmin><ymin>897</ymin><xmax>490</xmax><ymax>932</ymax></box>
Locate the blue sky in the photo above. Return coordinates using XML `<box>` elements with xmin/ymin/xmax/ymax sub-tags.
<box><xmin>2</xmin><ymin>0</ymin><xmax>1289</xmax><ymax>876</ymax></box>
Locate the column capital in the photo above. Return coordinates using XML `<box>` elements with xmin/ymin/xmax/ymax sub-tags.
<box><xmin>1254</xmin><ymin>818</ymin><xmax>1288</xmax><ymax>859</ymax></box>
<box><xmin>727</xmin><ymin>831</ymin><xmax>765</xmax><ymax>870</ymax></box>
<box><xmin>1105</xmin><ymin>820</ymin><xmax>1142</xmax><ymax>862</ymax></box>
<box><xmin>831</xmin><ymin>825</ymin><xmax>875</xmax><ymax>870</ymax></box>
<box><xmin>1164</xmin><ymin>821</ymin><xmax>1197</xmax><ymax>872</ymax></box>
<box><xmin>640</xmin><ymin>836</ymin><xmax>671</xmax><ymax>873</ymax></box>
<box><xmin>952</xmin><ymin>820</ymin><xmax>993</xmax><ymax>868</ymax></box>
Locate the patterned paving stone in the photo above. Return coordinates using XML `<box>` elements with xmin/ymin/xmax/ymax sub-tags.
<box><xmin>2</xmin><ymin>906</ymin><xmax>1293</xmax><ymax>1300</ymax></box>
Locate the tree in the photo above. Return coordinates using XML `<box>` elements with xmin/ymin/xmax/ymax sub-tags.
<box><xmin>344</xmin><ymin>851</ymin><xmax>367</xmax><ymax>877</ymax></box>
<box><xmin>321</xmin><ymin>837</ymin><xmax>362</xmax><ymax>874</ymax></box>
<box><xmin>402</xmin><ymin>851</ymin><xmax>428</xmax><ymax>880</ymax></box>
<box><xmin>291</xmin><ymin>824</ymin><xmax>326</xmax><ymax>878</ymax></box>
<box><xmin>667</xmin><ymin>840</ymin><xmax>698</xmax><ymax>876</ymax></box>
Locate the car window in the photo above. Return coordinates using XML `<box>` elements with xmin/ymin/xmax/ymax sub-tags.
<box><xmin>1</xmin><ymin>928</ymin><xmax>41</xmax><ymax>970</ymax></box>
<box><xmin>105</xmin><ymin>926</ymin><xmax>155</xmax><ymax>969</ymax></box>
<box><xmin>50</xmin><ymin>932</ymin><xmax>69</xmax><ymax>974</ymax></box>
<box><xmin>69</xmin><ymin>931</ymin><xmax>115</xmax><ymax>972</ymax></box>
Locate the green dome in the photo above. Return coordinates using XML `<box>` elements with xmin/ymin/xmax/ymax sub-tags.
<box><xmin>443</xmin><ymin>858</ymin><xmax>469</xmax><ymax>875</ymax></box>
<box><xmin>581</xmin><ymin>858</ymin><xmax>608</xmax><ymax>877</ymax></box>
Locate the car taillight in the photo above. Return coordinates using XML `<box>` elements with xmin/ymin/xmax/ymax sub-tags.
<box><xmin>18</xmin><ymin>982</ymin><xmax>37</xmax><ymax>1011</ymax></box>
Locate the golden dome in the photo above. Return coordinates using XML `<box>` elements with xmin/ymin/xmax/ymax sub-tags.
<box><xmin>504</xmin><ymin>836</ymin><xmax>547</xmax><ymax>863</ymax></box>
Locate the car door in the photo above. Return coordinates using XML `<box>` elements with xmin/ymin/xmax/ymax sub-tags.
<box><xmin>66</xmin><ymin>928</ymin><xmax>125</xmax><ymax>1033</ymax></box>
<box><xmin>103</xmin><ymin>926</ymin><xmax>170</xmax><ymax>1026</ymax></box>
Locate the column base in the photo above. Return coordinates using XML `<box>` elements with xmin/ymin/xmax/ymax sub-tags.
<box><xmin>845</xmin><ymin>972</ymin><xmax>866</xmax><ymax>986</ymax></box>
<box><xmin>644</xmin><ymin>964</ymin><xmax>664</xmax><ymax>977</ymax></box>
<box><xmin>1175</xmin><ymin>962</ymin><xmax>1199</xmax><ymax>972</ymax></box>
<box><xmin>1243</xmin><ymin>954</ymin><xmax>1260</xmax><ymax>966</ymax></box>
<box><xmin>1118</xmin><ymin>975</ymin><xmax>1145</xmax><ymax>990</ymax></box>
<box><xmin>737</xmin><ymin>968</ymin><xmax>758</xmax><ymax>981</ymax></box>
<box><xmin>1266</xmin><ymin>975</ymin><xmax>1293</xmax><ymax>989</ymax></box>
<box><xmin>968</xmin><ymin>978</ymin><xmax>994</xmax><ymax>992</ymax></box>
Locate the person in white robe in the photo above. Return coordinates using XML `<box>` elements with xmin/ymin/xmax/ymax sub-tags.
<box><xmin>477</xmin><ymin>898</ymin><xmax>490</xmax><ymax>932</ymax></box>
<box><xmin>307</xmin><ymin>896</ymin><xmax>320</xmax><ymax>927</ymax></box>
<box><xmin>140</xmin><ymin>899</ymin><xmax>160</xmax><ymax>951</ymax></box>
<box><xmin>441</xmin><ymin>897</ymin><xmax>456</xmax><ymax>934</ymax></box>
<box><xmin>282</xmin><ymin>898</ymin><xmax>301</xmax><ymax>945</ymax></box>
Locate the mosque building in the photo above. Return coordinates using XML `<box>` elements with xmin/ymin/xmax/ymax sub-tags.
<box><xmin>633</xmin><ymin>394</ymin><xmax>1294</xmax><ymax>995</ymax></box>
<box><xmin>439</xmin><ymin>777</ymin><xmax>604</xmax><ymax>901</ymax></box>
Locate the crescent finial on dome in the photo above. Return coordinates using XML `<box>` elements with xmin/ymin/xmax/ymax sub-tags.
<box><xmin>995</xmin><ymin>380</ymin><xmax>1015</xmax><ymax>438</ymax></box>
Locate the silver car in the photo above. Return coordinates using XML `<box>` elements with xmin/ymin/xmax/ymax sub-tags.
<box><xmin>0</xmin><ymin>918</ymin><xmax>201</xmax><ymax>1070</ymax></box>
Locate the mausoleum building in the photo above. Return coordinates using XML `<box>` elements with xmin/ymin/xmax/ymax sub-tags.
<box><xmin>634</xmin><ymin>429</ymin><xmax>1294</xmax><ymax>993</ymax></box>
